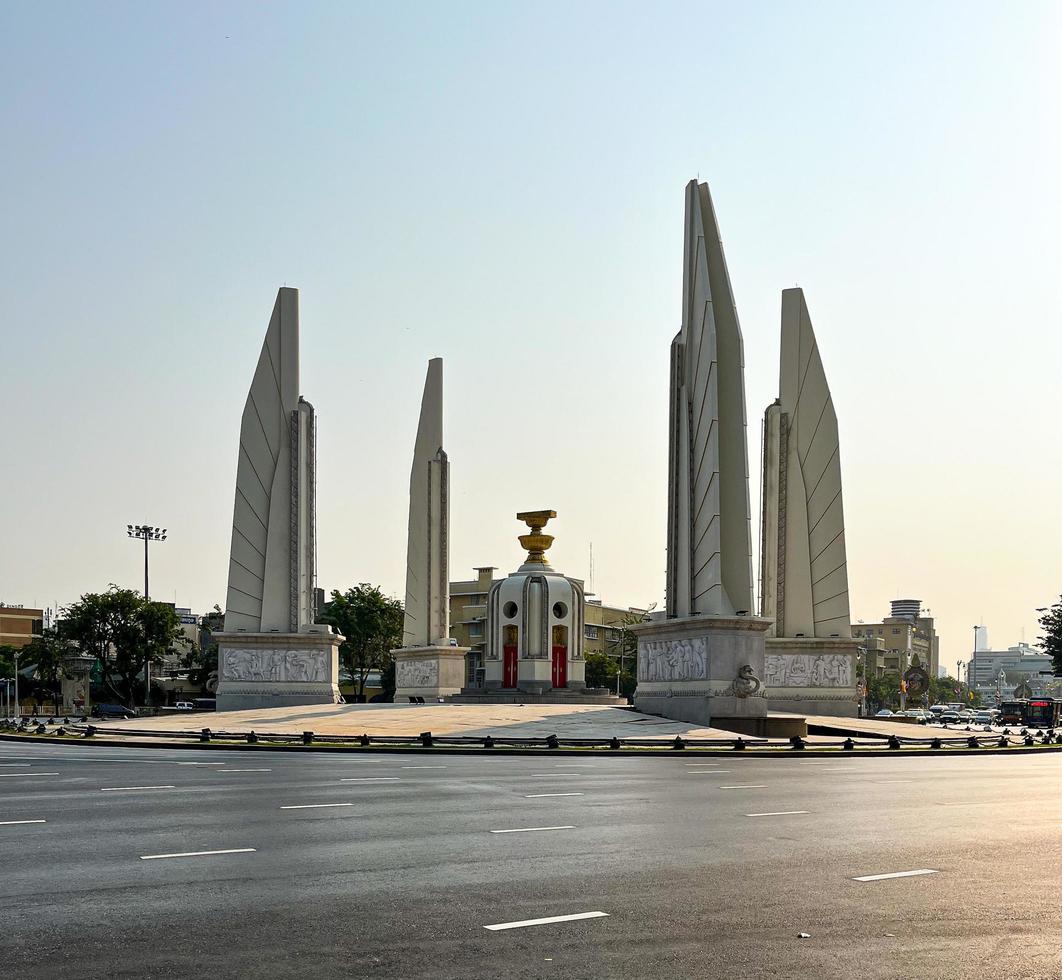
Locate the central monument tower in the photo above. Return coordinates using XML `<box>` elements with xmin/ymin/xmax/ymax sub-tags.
<box><xmin>632</xmin><ymin>180</ymin><xmax>776</xmax><ymax>734</ymax></box>
<box><xmin>214</xmin><ymin>287</ymin><xmax>343</xmax><ymax>709</ymax></box>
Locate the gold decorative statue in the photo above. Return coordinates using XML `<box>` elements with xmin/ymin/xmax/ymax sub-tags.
<box><xmin>516</xmin><ymin>510</ymin><xmax>556</xmax><ymax>565</ymax></box>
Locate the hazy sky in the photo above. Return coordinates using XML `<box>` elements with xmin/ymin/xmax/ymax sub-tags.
<box><xmin>2</xmin><ymin>1</ymin><xmax>1059</xmax><ymax>670</ymax></box>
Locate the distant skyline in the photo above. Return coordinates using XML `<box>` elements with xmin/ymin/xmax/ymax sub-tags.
<box><xmin>2</xmin><ymin>1</ymin><xmax>1060</xmax><ymax>671</ymax></box>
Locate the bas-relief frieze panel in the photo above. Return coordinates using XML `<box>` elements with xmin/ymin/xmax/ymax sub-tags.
<box><xmin>765</xmin><ymin>653</ymin><xmax>852</xmax><ymax>689</ymax></box>
<box><xmin>638</xmin><ymin>637</ymin><xmax>708</xmax><ymax>682</ymax></box>
<box><xmin>397</xmin><ymin>659</ymin><xmax>439</xmax><ymax>688</ymax></box>
<box><xmin>221</xmin><ymin>648</ymin><xmax>328</xmax><ymax>683</ymax></box>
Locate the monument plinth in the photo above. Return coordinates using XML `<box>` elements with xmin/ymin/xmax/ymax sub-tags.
<box><xmin>215</xmin><ymin>627</ymin><xmax>344</xmax><ymax>710</ymax></box>
<box><xmin>391</xmin><ymin>359</ymin><xmax>470</xmax><ymax>701</ymax></box>
<box><xmin>631</xmin><ymin>614</ymin><xmax>773</xmax><ymax>732</ymax></box>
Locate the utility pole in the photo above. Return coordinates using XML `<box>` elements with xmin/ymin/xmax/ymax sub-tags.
<box><xmin>127</xmin><ymin>524</ymin><xmax>167</xmax><ymax>705</ymax></box>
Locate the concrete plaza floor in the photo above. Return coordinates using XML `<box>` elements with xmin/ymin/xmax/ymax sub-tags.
<box><xmin>89</xmin><ymin>701</ymin><xmax>940</xmax><ymax>743</ymax></box>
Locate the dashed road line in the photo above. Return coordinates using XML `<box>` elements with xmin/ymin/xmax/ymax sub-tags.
<box><xmin>525</xmin><ymin>793</ymin><xmax>584</xmax><ymax>798</ymax></box>
<box><xmin>490</xmin><ymin>826</ymin><xmax>576</xmax><ymax>834</ymax></box>
<box><xmin>340</xmin><ymin>777</ymin><xmax>401</xmax><ymax>782</ymax></box>
<box><xmin>140</xmin><ymin>848</ymin><xmax>257</xmax><ymax>861</ymax></box>
<box><xmin>280</xmin><ymin>803</ymin><xmax>356</xmax><ymax>810</ymax></box>
<box><xmin>484</xmin><ymin>911</ymin><xmax>608</xmax><ymax>931</ymax></box>
<box><xmin>215</xmin><ymin>769</ymin><xmax>272</xmax><ymax>773</ymax></box>
<box><xmin>100</xmin><ymin>785</ymin><xmax>177</xmax><ymax>792</ymax></box>
<box><xmin>0</xmin><ymin>819</ymin><xmax>47</xmax><ymax>826</ymax></box>
<box><xmin>0</xmin><ymin>772</ymin><xmax>59</xmax><ymax>778</ymax></box>
<box><xmin>853</xmin><ymin>869</ymin><xmax>938</xmax><ymax>882</ymax></box>
<box><xmin>718</xmin><ymin>785</ymin><xmax>767</xmax><ymax>790</ymax></box>
<box><xmin>745</xmin><ymin>811</ymin><xmax>809</xmax><ymax>817</ymax></box>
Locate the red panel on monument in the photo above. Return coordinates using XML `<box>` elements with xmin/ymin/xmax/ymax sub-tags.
<box><xmin>503</xmin><ymin>646</ymin><xmax>518</xmax><ymax>688</ymax></box>
<box><xmin>551</xmin><ymin>646</ymin><xmax>567</xmax><ymax>689</ymax></box>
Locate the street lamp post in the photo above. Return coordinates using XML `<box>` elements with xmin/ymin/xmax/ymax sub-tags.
<box><xmin>127</xmin><ymin>524</ymin><xmax>167</xmax><ymax>704</ymax></box>
<box><xmin>13</xmin><ymin>649</ymin><xmax>20</xmax><ymax>719</ymax></box>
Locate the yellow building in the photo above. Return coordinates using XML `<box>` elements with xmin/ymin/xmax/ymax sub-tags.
<box><xmin>449</xmin><ymin>567</ymin><xmax>645</xmax><ymax>689</ymax></box>
<box><xmin>0</xmin><ymin>605</ymin><xmax>43</xmax><ymax>650</ymax></box>
<box><xmin>852</xmin><ymin>600</ymin><xmax>940</xmax><ymax>678</ymax></box>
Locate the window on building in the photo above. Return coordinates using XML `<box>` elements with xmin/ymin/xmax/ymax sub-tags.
<box><xmin>892</xmin><ymin>628</ymin><xmax>901</xmax><ymax>635</ymax></box>
<box><xmin>585</xmin><ymin>626</ymin><xmax>599</xmax><ymax>639</ymax></box>
<box><xmin>468</xmin><ymin>622</ymin><xmax>484</xmax><ymax>637</ymax></box>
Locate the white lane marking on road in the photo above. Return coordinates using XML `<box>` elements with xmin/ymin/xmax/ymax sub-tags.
<box><xmin>525</xmin><ymin>793</ymin><xmax>584</xmax><ymax>798</ymax></box>
<box><xmin>490</xmin><ymin>826</ymin><xmax>576</xmax><ymax>834</ymax></box>
<box><xmin>820</xmin><ymin>768</ymin><xmax>861</xmax><ymax>772</ymax></box>
<box><xmin>874</xmin><ymin>780</ymin><xmax>914</xmax><ymax>784</ymax></box>
<box><xmin>484</xmin><ymin>911</ymin><xmax>608</xmax><ymax>931</ymax></box>
<box><xmin>401</xmin><ymin>766</ymin><xmax>447</xmax><ymax>770</ymax></box>
<box><xmin>554</xmin><ymin>763</ymin><xmax>596</xmax><ymax>767</ymax></box>
<box><xmin>279</xmin><ymin>803</ymin><xmax>356</xmax><ymax>810</ymax></box>
<box><xmin>100</xmin><ymin>785</ymin><xmax>177</xmax><ymax>792</ymax></box>
<box><xmin>687</xmin><ymin>770</ymin><xmax>732</xmax><ymax>774</ymax></box>
<box><xmin>936</xmin><ymin>801</ymin><xmax>994</xmax><ymax>806</ymax></box>
<box><xmin>853</xmin><ymin>869</ymin><xmax>938</xmax><ymax>882</ymax></box>
<box><xmin>339</xmin><ymin>777</ymin><xmax>401</xmax><ymax>782</ymax></box>
<box><xmin>718</xmin><ymin>785</ymin><xmax>767</xmax><ymax>790</ymax></box>
<box><xmin>215</xmin><ymin>769</ymin><xmax>272</xmax><ymax>773</ymax></box>
<box><xmin>745</xmin><ymin>811</ymin><xmax>810</xmax><ymax>817</ymax></box>
<box><xmin>528</xmin><ymin>774</ymin><xmax>582</xmax><ymax>777</ymax></box>
<box><xmin>0</xmin><ymin>819</ymin><xmax>47</xmax><ymax>825</ymax></box>
<box><xmin>140</xmin><ymin>848</ymin><xmax>256</xmax><ymax>861</ymax></box>
<box><xmin>0</xmin><ymin>772</ymin><xmax>59</xmax><ymax>778</ymax></box>
<box><xmin>0</xmin><ymin>763</ymin><xmax>32</xmax><ymax>767</ymax></box>
<box><xmin>177</xmin><ymin>762</ymin><xmax>227</xmax><ymax>766</ymax></box>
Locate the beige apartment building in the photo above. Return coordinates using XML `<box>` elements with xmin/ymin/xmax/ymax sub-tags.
<box><xmin>449</xmin><ymin>567</ymin><xmax>645</xmax><ymax>688</ymax></box>
<box><xmin>852</xmin><ymin>599</ymin><xmax>940</xmax><ymax>679</ymax></box>
<box><xmin>0</xmin><ymin>605</ymin><xmax>43</xmax><ymax>650</ymax></box>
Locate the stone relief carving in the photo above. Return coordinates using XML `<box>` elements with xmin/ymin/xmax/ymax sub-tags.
<box><xmin>397</xmin><ymin>659</ymin><xmax>439</xmax><ymax>688</ymax></box>
<box><xmin>764</xmin><ymin>652</ymin><xmax>853</xmax><ymax>689</ymax></box>
<box><xmin>221</xmin><ymin>649</ymin><xmax>327</xmax><ymax>683</ymax></box>
<box><xmin>638</xmin><ymin>637</ymin><xmax>708</xmax><ymax>682</ymax></box>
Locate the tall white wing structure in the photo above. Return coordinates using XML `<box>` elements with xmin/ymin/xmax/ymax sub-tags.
<box><xmin>666</xmin><ymin>179</ymin><xmax>755</xmax><ymax>618</ymax></box>
<box><xmin>402</xmin><ymin>358</ymin><xmax>449</xmax><ymax>648</ymax></box>
<box><xmin>760</xmin><ymin>288</ymin><xmax>850</xmax><ymax>638</ymax></box>
<box><xmin>223</xmin><ymin>287</ymin><xmax>316</xmax><ymax>634</ymax></box>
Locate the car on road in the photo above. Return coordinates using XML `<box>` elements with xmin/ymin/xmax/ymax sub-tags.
<box><xmin>174</xmin><ymin>701</ymin><xmax>195</xmax><ymax>711</ymax></box>
<box><xmin>938</xmin><ymin>711</ymin><xmax>963</xmax><ymax>725</ymax></box>
<box><xmin>904</xmin><ymin>709</ymin><xmax>933</xmax><ymax>721</ymax></box>
<box><xmin>974</xmin><ymin>711</ymin><xmax>996</xmax><ymax>726</ymax></box>
<box><xmin>928</xmin><ymin>704</ymin><xmax>946</xmax><ymax>715</ymax></box>
<box><xmin>91</xmin><ymin>703</ymin><xmax>135</xmax><ymax>720</ymax></box>
<box><xmin>874</xmin><ymin>709</ymin><xmax>894</xmax><ymax>718</ymax></box>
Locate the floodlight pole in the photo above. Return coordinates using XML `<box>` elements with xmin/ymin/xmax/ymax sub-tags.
<box><xmin>126</xmin><ymin>524</ymin><xmax>168</xmax><ymax>704</ymax></box>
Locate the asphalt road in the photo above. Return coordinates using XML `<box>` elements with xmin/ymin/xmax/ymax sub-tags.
<box><xmin>2</xmin><ymin>742</ymin><xmax>1062</xmax><ymax>979</ymax></box>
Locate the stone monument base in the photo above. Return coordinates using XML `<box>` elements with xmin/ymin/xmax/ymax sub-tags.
<box><xmin>214</xmin><ymin>627</ymin><xmax>343</xmax><ymax>710</ymax></box>
<box><xmin>632</xmin><ymin>614</ymin><xmax>803</xmax><ymax>736</ymax></box>
<box><xmin>447</xmin><ymin>687</ymin><xmax>625</xmax><ymax>705</ymax></box>
<box><xmin>392</xmin><ymin>645</ymin><xmax>470</xmax><ymax>701</ymax></box>
<box><xmin>765</xmin><ymin>636</ymin><xmax>860</xmax><ymax>718</ymax></box>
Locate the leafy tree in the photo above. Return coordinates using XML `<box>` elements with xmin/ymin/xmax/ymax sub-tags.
<box><xmin>58</xmin><ymin>586</ymin><xmax>182</xmax><ymax>707</ymax></box>
<box><xmin>183</xmin><ymin>604</ymin><xmax>223</xmax><ymax>691</ymax></box>
<box><xmin>19</xmin><ymin>629</ymin><xmax>74</xmax><ymax>707</ymax></box>
<box><xmin>602</xmin><ymin>607</ymin><xmax>651</xmax><ymax>697</ymax></box>
<box><xmin>1038</xmin><ymin>597</ymin><xmax>1062</xmax><ymax>676</ymax></box>
<box><xmin>318</xmin><ymin>584</ymin><xmax>403</xmax><ymax>699</ymax></box>
<box><xmin>585</xmin><ymin>651</ymin><xmax>618</xmax><ymax>690</ymax></box>
<box><xmin>0</xmin><ymin>644</ymin><xmax>18</xmax><ymax>680</ymax></box>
